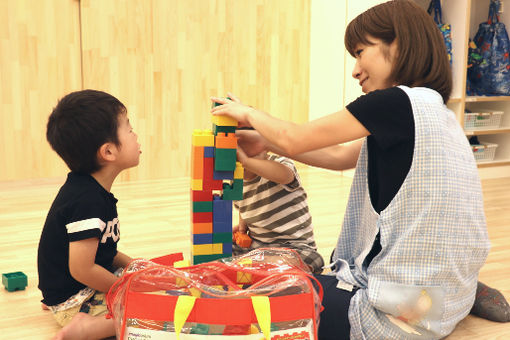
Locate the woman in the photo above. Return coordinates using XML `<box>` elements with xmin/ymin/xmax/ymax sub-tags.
<box><xmin>212</xmin><ymin>1</ymin><xmax>492</xmax><ymax>339</ymax></box>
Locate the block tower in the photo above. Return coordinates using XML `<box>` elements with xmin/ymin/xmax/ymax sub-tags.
<box><xmin>190</xmin><ymin>107</ymin><xmax>244</xmax><ymax>264</ymax></box>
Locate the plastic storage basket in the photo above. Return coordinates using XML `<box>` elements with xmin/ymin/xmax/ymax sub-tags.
<box><xmin>464</xmin><ymin>110</ymin><xmax>503</xmax><ymax>130</ymax></box>
<box><xmin>471</xmin><ymin>142</ymin><xmax>498</xmax><ymax>162</ymax></box>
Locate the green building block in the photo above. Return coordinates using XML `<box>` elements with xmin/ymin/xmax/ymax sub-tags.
<box><xmin>212</xmin><ymin>232</ymin><xmax>233</xmax><ymax>243</ymax></box>
<box><xmin>212</xmin><ymin>124</ymin><xmax>236</xmax><ymax>136</ymax></box>
<box><xmin>214</xmin><ymin>148</ymin><xmax>237</xmax><ymax>171</ymax></box>
<box><xmin>192</xmin><ymin>201</ymin><xmax>213</xmax><ymax>213</ymax></box>
<box><xmin>190</xmin><ymin>323</ymin><xmax>210</xmax><ymax>335</ymax></box>
<box><xmin>222</xmin><ymin>179</ymin><xmax>243</xmax><ymax>201</ymax></box>
<box><xmin>193</xmin><ymin>253</ymin><xmax>227</xmax><ymax>264</ymax></box>
<box><xmin>2</xmin><ymin>271</ymin><xmax>27</xmax><ymax>292</ymax></box>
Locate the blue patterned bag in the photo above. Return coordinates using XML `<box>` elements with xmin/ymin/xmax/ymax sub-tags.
<box><xmin>428</xmin><ymin>0</ymin><xmax>452</xmax><ymax>65</ymax></box>
<box><xmin>467</xmin><ymin>0</ymin><xmax>510</xmax><ymax>96</ymax></box>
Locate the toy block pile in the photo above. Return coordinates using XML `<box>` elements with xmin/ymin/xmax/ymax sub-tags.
<box><xmin>190</xmin><ymin>107</ymin><xmax>244</xmax><ymax>264</ymax></box>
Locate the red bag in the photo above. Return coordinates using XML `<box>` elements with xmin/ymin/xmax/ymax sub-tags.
<box><xmin>107</xmin><ymin>248</ymin><xmax>323</xmax><ymax>340</ymax></box>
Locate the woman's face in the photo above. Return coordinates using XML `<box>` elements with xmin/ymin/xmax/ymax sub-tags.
<box><xmin>351</xmin><ymin>37</ymin><xmax>397</xmax><ymax>93</ymax></box>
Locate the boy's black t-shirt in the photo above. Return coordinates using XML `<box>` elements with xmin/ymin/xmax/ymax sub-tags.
<box><xmin>37</xmin><ymin>172</ymin><xmax>120</xmax><ymax>306</ymax></box>
<box><xmin>346</xmin><ymin>87</ymin><xmax>415</xmax><ymax>266</ymax></box>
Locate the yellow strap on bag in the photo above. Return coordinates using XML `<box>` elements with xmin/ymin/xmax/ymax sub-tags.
<box><xmin>251</xmin><ymin>296</ymin><xmax>271</xmax><ymax>339</ymax></box>
<box><xmin>174</xmin><ymin>295</ymin><xmax>196</xmax><ymax>340</ymax></box>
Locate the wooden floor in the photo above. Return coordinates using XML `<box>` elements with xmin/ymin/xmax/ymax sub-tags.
<box><xmin>0</xmin><ymin>166</ymin><xmax>509</xmax><ymax>339</ymax></box>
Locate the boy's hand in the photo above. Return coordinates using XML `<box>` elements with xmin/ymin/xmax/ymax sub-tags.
<box><xmin>236</xmin><ymin>146</ymin><xmax>249</xmax><ymax>165</ymax></box>
<box><xmin>233</xmin><ymin>223</ymin><xmax>248</xmax><ymax>234</ymax></box>
<box><xmin>236</xmin><ymin>130</ymin><xmax>268</xmax><ymax>157</ymax></box>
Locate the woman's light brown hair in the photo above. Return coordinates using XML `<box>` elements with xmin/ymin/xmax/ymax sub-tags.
<box><xmin>345</xmin><ymin>0</ymin><xmax>452</xmax><ymax>103</ymax></box>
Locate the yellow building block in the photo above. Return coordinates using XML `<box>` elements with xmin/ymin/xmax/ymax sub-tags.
<box><xmin>174</xmin><ymin>259</ymin><xmax>190</xmax><ymax>268</ymax></box>
<box><xmin>234</xmin><ymin>162</ymin><xmax>244</xmax><ymax>179</ymax></box>
<box><xmin>212</xmin><ymin>243</ymin><xmax>223</xmax><ymax>254</ymax></box>
<box><xmin>176</xmin><ymin>277</ymin><xmax>187</xmax><ymax>287</ymax></box>
<box><xmin>192</xmin><ymin>129</ymin><xmax>215</xmax><ymax>147</ymax></box>
<box><xmin>211</xmin><ymin>115</ymin><xmax>238</xmax><ymax>127</ymax></box>
<box><xmin>193</xmin><ymin>244</ymin><xmax>213</xmax><ymax>255</ymax></box>
<box><xmin>237</xmin><ymin>271</ymin><xmax>253</xmax><ymax>284</ymax></box>
<box><xmin>191</xmin><ymin>179</ymin><xmax>203</xmax><ymax>191</ymax></box>
<box><xmin>189</xmin><ymin>287</ymin><xmax>202</xmax><ymax>297</ymax></box>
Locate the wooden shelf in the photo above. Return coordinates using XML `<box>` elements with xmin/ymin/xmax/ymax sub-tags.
<box><xmin>465</xmin><ymin>128</ymin><xmax>510</xmax><ymax>136</ymax></box>
<box><xmin>465</xmin><ymin>96</ymin><xmax>510</xmax><ymax>103</ymax></box>
<box><xmin>477</xmin><ymin>159</ymin><xmax>510</xmax><ymax>168</ymax></box>
<box><xmin>448</xmin><ymin>97</ymin><xmax>463</xmax><ymax>103</ymax></box>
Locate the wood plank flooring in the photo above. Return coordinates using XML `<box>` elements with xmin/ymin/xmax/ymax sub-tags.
<box><xmin>0</xmin><ymin>167</ymin><xmax>508</xmax><ymax>339</ymax></box>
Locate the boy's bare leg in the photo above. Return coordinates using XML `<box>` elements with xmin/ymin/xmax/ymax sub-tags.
<box><xmin>52</xmin><ymin>312</ymin><xmax>115</xmax><ymax>340</ymax></box>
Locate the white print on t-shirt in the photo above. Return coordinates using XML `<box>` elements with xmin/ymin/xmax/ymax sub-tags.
<box><xmin>101</xmin><ymin>218</ymin><xmax>120</xmax><ymax>243</ymax></box>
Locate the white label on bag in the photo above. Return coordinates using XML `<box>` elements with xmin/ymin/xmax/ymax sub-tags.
<box><xmin>124</xmin><ymin>324</ymin><xmax>314</xmax><ymax>340</ymax></box>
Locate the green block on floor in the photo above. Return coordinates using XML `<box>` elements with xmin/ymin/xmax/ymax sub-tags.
<box><xmin>192</xmin><ymin>201</ymin><xmax>213</xmax><ymax>212</ymax></box>
<box><xmin>2</xmin><ymin>271</ymin><xmax>27</xmax><ymax>292</ymax></box>
<box><xmin>212</xmin><ymin>232</ymin><xmax>232</xmax><ymax>243</ymax></box>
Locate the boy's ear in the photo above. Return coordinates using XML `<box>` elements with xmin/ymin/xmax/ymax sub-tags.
<box><xmin>97</xmin><ymin>142</ymin><xmax>117</xmax><ymax>163</ymax></box>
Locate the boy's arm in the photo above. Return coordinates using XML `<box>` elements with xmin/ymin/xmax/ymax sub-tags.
<box><xmin>237</xmin><ymin>148</ymin><xmax>295</xmax><ymax>185</ymax></box>
<box><xmin>236</xmin><ymin>129</ymin><xmax>362</xmax><ymax>171</ymax></box>
<box><xmin>68</xmin><ymin>238</ymin><xmax>119</xmax><ymax>293</ymax></box>
<box><xmin>234</xmin><ymin>213</ymin><xmax>248</xmax><ymax>234</ymax></box>
<box><xmin>113</xmin><ymin>251</ymin><xmax>132</xmax><ymax>270</ymax></box>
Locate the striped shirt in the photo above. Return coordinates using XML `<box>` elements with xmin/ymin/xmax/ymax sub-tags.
<box><xmin>235</xmin><ymin>155</ymin><xmax>317</xmax><ymax>249</ymax></box>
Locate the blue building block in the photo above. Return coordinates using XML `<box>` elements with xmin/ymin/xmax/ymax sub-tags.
<box><xmin>213</xmin><ymin>196</ymin><xmax>232</xmax><ymax>223</ymax></box>
<box><xmin>204</xmin><ymin>146</ymin><xmax>215</xmax><ymax>158</ymax></box>
<box><xmin>213</xmin><ymin>169</ymin><xmax>234</xmax><ymax>180</ymax></box>
<box><xmin>193</xmin><ymin>233</ymin><xmax>213</xmax><ymax>244</ymax></box>
<box><xmin>2</xmin><ymin>271</ymin><xmax>27</xmax><ymax>292</ymax></box>
<box><xmin>213</xmin><ymin>221</ymin><xmax>231</xmax><ymax>233</ymax></box>
<box><xmin>222</xmin><ymin>242</ymin><xmax>233</xmax><ymax>255</ymax></box>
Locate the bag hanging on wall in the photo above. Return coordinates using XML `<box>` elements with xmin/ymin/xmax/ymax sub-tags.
<box><xmin>107</xmin><ymin>248</ymin><xmax>323</xmax><ymax>340</ymax></box>
<box><xmin>428</xmin><ymin>0</ymin><xmax>453</xmax><ymax>65</ymax></box>
<box><xmin>467</xmin><ymin>0</ymin><xmax>510</xmax><ymax>96</ymax></box>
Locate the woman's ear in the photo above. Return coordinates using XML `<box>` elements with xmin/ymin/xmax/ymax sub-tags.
<box><xmin>97</xmin><ymin>142</ymin><xmax>117</xmax><ymax>163</ymax></box>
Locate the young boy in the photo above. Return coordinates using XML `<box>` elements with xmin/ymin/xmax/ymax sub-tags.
<box><xmin>37</xmin><ymin>89</ymin><xmax>141</xmax><ymax>340</ymax></box>
<box><xmin>233</xmin><ymin>145</ymin><xmax>324</xmax><ymax>274</ymax></box>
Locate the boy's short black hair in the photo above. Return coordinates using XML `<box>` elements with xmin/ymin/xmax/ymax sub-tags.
<box><xmin>47</xmin><ymin>89</ymin><xmax>126</xmax><ymax>174</ymax></box>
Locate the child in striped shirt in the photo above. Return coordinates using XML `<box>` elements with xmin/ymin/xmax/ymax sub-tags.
<box><xmin>232</xmin><ymin>146</ymin><xmax>324</xmax><ymax>274</ymax></box>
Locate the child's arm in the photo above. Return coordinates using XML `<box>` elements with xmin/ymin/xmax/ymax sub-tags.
<box><xmin>113</xmin><ymin>251</ymin><xmax>132</xmax><ymax>270</ymax></box>
<box><xmin>68</xmin><ymin>238</ymin><xmax>120</xmax><ymax>293</ymax></box>
<box><xmin>233</xmin><ymin>213</ymin><xmax>248</xmax><ymax>234</ymax></box>
<box><xmin>236</xmin><ymin>129</ymin><xmax>362</xmax><ymax>171</ymax></box>
<box><xmin>237</xmin><ymin>147</ymin><xmax>294</xmax><ymax>185</ymax></box>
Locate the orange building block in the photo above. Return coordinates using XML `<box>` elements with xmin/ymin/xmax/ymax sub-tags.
<box><xmin>191</xmin><ymin>145</ymin><xmax>204</xmax><ymax>179</ymax></box>
<box><xmin>215</xmin><ymin>132</ymin><xmax>238</xmax><ymax>149</ymax></box>
<box><xmin>233</xmin><ymin>231</ymin><xmax>252</xmax><ymax>248</ymax></box>
<box><xmin>193</xmin><ymin>222</ymin><xmax>213</xmax><ymax>234</ymax></box>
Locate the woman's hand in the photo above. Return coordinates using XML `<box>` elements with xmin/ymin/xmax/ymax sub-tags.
<box><xmin>211</xmin><ymin>94</ymin><xmax>255</xmax><ymax>128</ymax></box>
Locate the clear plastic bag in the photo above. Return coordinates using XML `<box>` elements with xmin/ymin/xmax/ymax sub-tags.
<box><xmin>107</xmin><ymin>248</ymin><xmax>323</xmax><ymax>340</ymax></box>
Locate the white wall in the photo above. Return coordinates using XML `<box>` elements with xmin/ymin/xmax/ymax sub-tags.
<box><xmin>308</xmin><ymin>0</ymin><xmax>346</xmax><ymax>120</ymax></box>
<box><xmin>308</xmin><ymin>0</ymin><xmax>384</xmax><ymax>120</ymax></box>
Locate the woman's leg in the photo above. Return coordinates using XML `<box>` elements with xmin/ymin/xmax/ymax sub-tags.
<box><xmin>314</xmin><ymin>274</ymin><xmax>356</xmax><ymax>340</ymax></box>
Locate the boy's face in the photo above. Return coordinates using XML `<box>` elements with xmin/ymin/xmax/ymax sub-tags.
<box><xmin>115</xmin><ymin>112</ymin><xmax>141</xmax><ymax>169</ymax></box>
